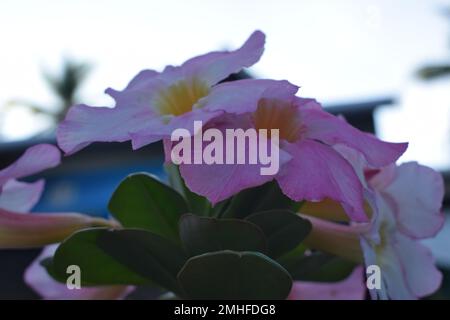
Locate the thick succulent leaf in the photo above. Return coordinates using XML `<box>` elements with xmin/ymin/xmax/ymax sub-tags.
<box><xmin>178</xmin><ymin>250</ymin><xmax>292</xmax><ymax>299</ymax></box>
<box><xmin>97</xmin><ymin>228</ymin><xmax>187</xmax><ymax>294</ymax></box>
<box><xmin>108</xmin><ymin>173</ymin><xmax>187</xmax><ymax>242</ymax></box>
<box><xmin>222</xmin><ymin>181</ymin><xmax>301</xmax><ymax>219</ymax></box>
<box><xmin>50</xmin><ymin>228</ymin><xmax>150</xmax><ymax>286</ymax></box>
<box><xmin>164</xmin><ymin>164</ymin><xmax>213</xmax><ymax>216</ymax></box>
<box><xmin>245</xmin><ymin>210</ymin><xmax>312</xmax><ymax>258</ymax></box>
<box><xmin>179</xmin><ymin>214</ymin><xmax>267</xmax><ymax>256</ymax></box>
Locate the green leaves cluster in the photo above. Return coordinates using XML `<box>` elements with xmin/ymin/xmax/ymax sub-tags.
<box><xmin>43</xmin><ymin>166</ymin><xmax>354</xmax><ymax>299</ymax></box>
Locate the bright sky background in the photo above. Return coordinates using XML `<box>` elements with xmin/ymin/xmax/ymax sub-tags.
<box><xmin>1</xmin><ymin>0</ymin><xmax>450</xmax><ymax>169</ymax></box>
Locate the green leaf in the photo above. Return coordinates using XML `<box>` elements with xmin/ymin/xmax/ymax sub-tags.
<box><xmin>178</xmin><ymin>250</ymin><xmax>292</xmax><ymax>299</ymax></box>
<box><xmin>97</xmin><ymin>228</ymin><xmax>187</xmax><ymax>294</ymax></box>
<box><xmin>51</xmin><ymin>228</ymin><xmax>150</xmax><ymax>286</ymax></box>
<box><xmin>222</xmin><ymin>181</ymin><xmax>301</xmax><ymax>219</ymax></box>
<box><xmin>281</xmin><ymin>252</ymin><xmax>356</xmax><ymax>282</ymax></box>
<box><xmin>108</xmin><ymin>172</ymin><xmax>187</xmax><ymax>242</ymax></box>
<box><xmin>164</xmin><ymin>163</ymin><xmax>212</xmax><ymax>216</ymax></box>
<box><xmin>40</xmin><ymin>258</ymin><xmax>66</xmax><ymax>284</ymax></box>
<box><xmin>179</xmin><ymin>214</ymin><xmax>267</xmax><ymax>256</ymax></box>
<box><xmin>245</xmin><ymin>210</ymin><xmax>312</xmax><ymax>258</ymax></box>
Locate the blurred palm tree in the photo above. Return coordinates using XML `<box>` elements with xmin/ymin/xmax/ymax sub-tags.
<box><xmin>6</xmin><ymin>58</ymin><xmax>91</xmax><ymax>123</ymax></box>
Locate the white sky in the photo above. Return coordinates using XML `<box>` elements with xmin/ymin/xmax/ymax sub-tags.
<box><xmin>1</xmin><ymin>0</ymin><xmax>450</xmax><ymax>169</ymax></box>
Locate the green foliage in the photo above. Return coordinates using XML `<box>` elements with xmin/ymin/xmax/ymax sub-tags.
<box><xmin>179</xmin><ymin>214</ymin><xmax>267</xmax><ymax>256</ymax></box>
<box><xmin>108</xmin><ymin>173</ymin><xmax>187</xmax><ymax>243</ymax></box>
<box><xmin>44</xmin><ymin>167</ymin><xmax>356</xmax><ymax>299</ymax></box>
<box><xmin>178</xmin><ymin>251</ymin><xmax>292</xmax><ymax>299</ymax></box>
<box><xmin>245</xmin><ymin>210</ymin><xmax>311</xmax><ymax>258</ymax></box>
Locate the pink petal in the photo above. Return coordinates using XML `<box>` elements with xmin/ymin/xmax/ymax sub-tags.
<box><xmin>393</xmin><ymin>234</ymin><xmax>442</xmax><ymax>298</ymax></box>
<box><xmin>300</xmin><ymin>103</ymin><xmax>408</xmax><ymax>167</ymax></box>
<box><xmin>0</xmin><ymin>179</ymin><xmax>44</xmax><ymax>212</ymax></box>
<box><xmin>57</xmin><ymin>103</ymin><xmax>157</xmax><ymax>155</ymax></box>
<box><xmin>288</xmin><ymin>266</ymin><xmax>366</xmax><ymax>300</ymax></box>
<box><xmin>277</xmin><ymin>140</ymin><xmax>368</xmax><ymax>222</ymax></box>
<box><xmin>130</xmin><ymin>108</ymin><xmax>223</xmax><ymax>150</ymax></box>
<box><xmin>25</xmin><ymin>245</ymin><xmax>133</xmax><ymax>300</ymax></box>
<box><xmin>361</xmin><ymin>236</ymin><xmax>415</xmax><ymax>300</ymax></box>
<box><xmin>181</xmin><ymin>30</ymin><xmax>265</xmax><ymax>86</ymax></box>
<box><xmin>203</xmin><ymin>79</ymin><xmax>298</xmax><ymax>115</ymax></box>
<box><xmin>180</xmin><ymin>162</ymin><xmax>275</xmax><ymax>205</ymax></box>
<box><xmin>359</xmin><ymin>238</ymin><xmax>388</xmax><ymax>300</ymax></box>
<box><xmin>177</xmin><ymin>114</ymin><xmax>291</xmax><ymax>204</ymax></box>
<box><xmin>0</xmin><ymin>208</ymin><xmax>118</xmax><ymax>249</ymax></box>
<box><xmin>333</xmin><ymin>144</ymin><xmax>371</xmax><ymax>189</ymax></box>
<box><xmin>0</xmin><ymin>144</ymin><xmax>60</xmax><ymax>186</ymax></box>
<box><xmin>125</xmin><ymin>69</ymin><xmax>160</xmax><ymax>90</ymax></box>
<box><xmin>382</xmin><ymin>162</ymin><xmax>445</xmax><ymax>238</ymax></box>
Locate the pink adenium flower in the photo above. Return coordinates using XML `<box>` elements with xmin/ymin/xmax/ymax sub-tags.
<box><xmin>57</xmin><ymin>31</ymin><xmax>297</xmax><ymax>154</ymax></box>
<box><xmin>302</xmin><ymin>145</ymin><xmax>444</xmax><ymax>299</ymax></box>
<box><xmin>360</xmin><ymin>165</ymin><xmax>444</xmax><ymax>299</ymax></box>
<box><xmin>175</xmin><ymin>97</ymin><xmax>407</xmax><ymax>222</ymax></box>
<box><xmin>288</xmin><ymin>266</ymin><xmax>366</xmax><ymax>300</ymax></box>
<box><xmin>0</xmin><ymin>144</ymin><xmax>116</xmax><ymax>249</ymax></box>
<box><xmin>25</xmin><ymin>245</ymin><xmax>133</xmax><ymax>300</ymax></box>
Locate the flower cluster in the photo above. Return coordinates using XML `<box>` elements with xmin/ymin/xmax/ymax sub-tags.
<box><xmin>1</xmin><ymin>31</ymin><xmax>444</xmax><ymax>300</ymax></box>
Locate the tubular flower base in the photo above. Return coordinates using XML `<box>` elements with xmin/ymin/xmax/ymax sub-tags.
<box><xmin>0</xmin><ymin>208</ymin><xmax>118</xmax><ymax>249</ymax></box>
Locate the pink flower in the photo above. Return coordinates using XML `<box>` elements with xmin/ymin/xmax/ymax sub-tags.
<box><xmin>288</xmin><ymin>266</ymin><xmax>366</xmax><ymax>300</ymax></box>
<box><xmin>0</xmin><ymin>144</ymin><xmax>116</xmax><ymax>249</ymax></box>
<box><xmin>57</xmin><ymin>31</ymin><xmax>297</xmax><ymax>154</ymax></box>
<box><xmin>25</xmin><ymin>245</ymin><xmax>133</xmax><ymax>300</ymax></box>
<box><xmin>303</xmin><ymin>145</ymin><xmax>444</xmax><ymax>299</ymax></box>
<box><xmin>359</xmin><ymin>162</ymin><xmax>444</xmax><ymax>299</ymax></box>
<box><xmin>175</xmin><ymin>97</ymin><xmax>407</xmax><ymax>222</ymax></box>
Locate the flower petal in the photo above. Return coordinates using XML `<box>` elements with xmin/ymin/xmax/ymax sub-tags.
<box><xmin>203</xmin><ymin>79</ymin><xmax>299</xmax><ymax>115</ymax></box>
<box><xmin>0</xmin><ymin>179</ymin><xmax>44</xmax><ymax>212</ymax></box>
<box><xmin>130</xmin><ymin>108</ymin><xmax>223</xmax><ymax>150</ymax></box>
<box><xmin>393</xmin><ymin>234</ymin><xmax>442</xmax><ymax>298</ymax></box>
<box><xmin>288</xmin><ymin>266</ymin><xmax>366</xmax><ymax>300</ymax></box>
<box><xmin>25</xmin><ymin>245</ymin><xmax>133</xmax><ymax>300</ymax></box>
<box><xmin>0</xmin><ymin>208</ymin><xmax>118</xmax><ymax>249</ymax></box>
<box><xmin>57</xmin><ymin>103</ymin><xmax>157</xmax><ymax>155</ymax></box>
<box><xmin>181</xmin><ymin>30</ymin><xmax>265</xmax><ymax>86</ymax></box>
<box><xmin>177</xmin><ymin>114</ymin><xmax>290</xmax><ymax>204</ymax></box>
<box><xmin>277</xmin><ymin>140</ymin><xmax>368</xmax><ymax>222</ymax></box>
<box><xmin>300</xmin><ymin>103</ymin><xmax>408</xmax><ymax>167</ymax></box>
<box><xmin>383</xmin><ymin>162</ymin><xmax>445</xmax><ymax>238</ymax></box>
<box><xmin>180</xmin><ymin>162</ymin><xmax>275</xmax><ymax>205</ymax></box>
<box><xmin>0</xmin><ymin>144</ymin><xmax>60</xmax><ymax>186</ymax></box>
<box><xmin>125</xmin><ymin>69</ymin><xmax>160</xmax><ymax>90</ymax></box>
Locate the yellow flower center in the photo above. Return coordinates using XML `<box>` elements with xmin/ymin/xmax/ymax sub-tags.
<box><xmin>154</xmin><ymin>78</ymin><xmax>210</xmax><ymax>116</ymax></box>
<box><xmin>253</xmin><ymin>98</ymin><xmax>303</xmax><ymax>142</ymax></box>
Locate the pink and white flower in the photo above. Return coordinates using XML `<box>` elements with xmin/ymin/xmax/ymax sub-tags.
<box><xmin>302</xmin><ymin>145</ymin><xmax>444</xmax><ymax>299</ymax></box>
<box><xmin>57</xmin><ymin>31</ymin><xmax>298</xmax><ymax>154</ymax></box>
<box><xmin>175</xmin><ymin>97</ymin><xmax>407</xmax><ymax>222</ymax></box>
